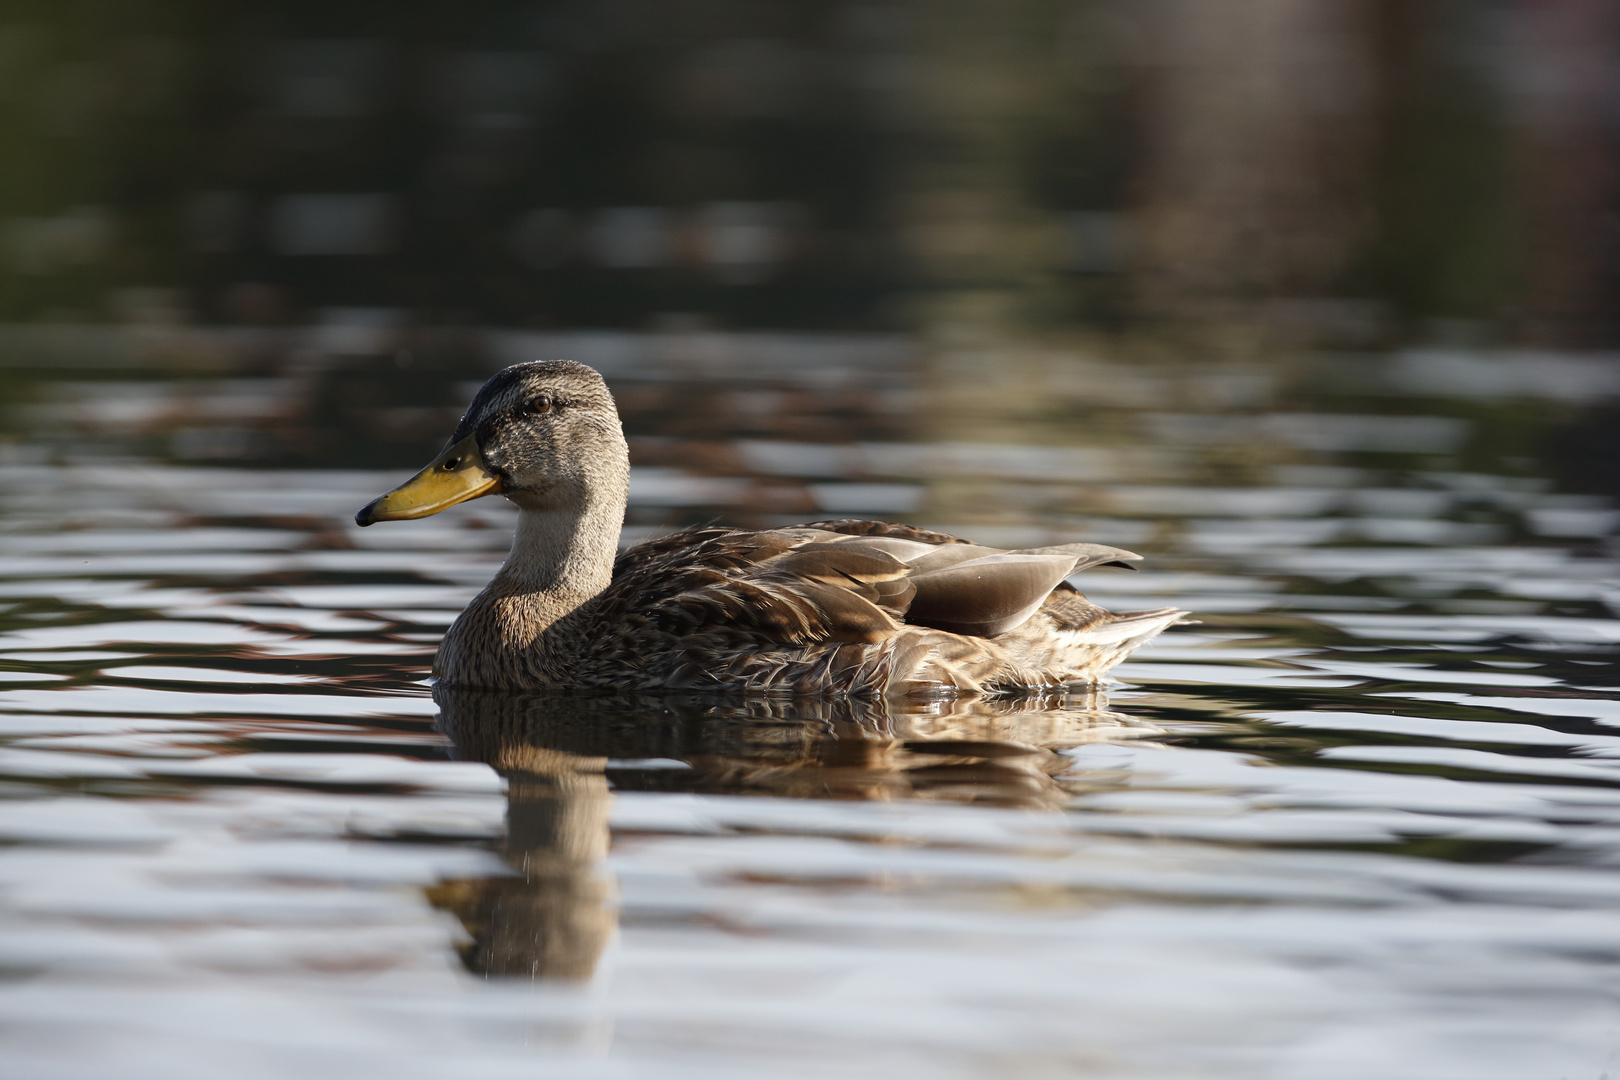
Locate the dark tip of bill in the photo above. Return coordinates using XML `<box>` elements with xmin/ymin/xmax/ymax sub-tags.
<box><xmin>355</xmin><ymin>501</ymin><xmax>378</xmax><ymax>527</ymax></box>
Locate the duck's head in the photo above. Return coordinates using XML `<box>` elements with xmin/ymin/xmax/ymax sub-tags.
<box><xmin>356</xmin><ymin>360</ymin><xmax>626</xmax><ymax>526</ymax></box>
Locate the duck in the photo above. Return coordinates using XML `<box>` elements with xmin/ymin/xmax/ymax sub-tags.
<box><xmin>355</xmin><ymin>359</ymin><xmax>1185</xmax><ymax>696</ymax></box>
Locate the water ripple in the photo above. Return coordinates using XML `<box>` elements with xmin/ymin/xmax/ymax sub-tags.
<box><xmin>0</xmin><ymin>392</ymin><xmax>1617</xmax><ymax>1078</ymax></box>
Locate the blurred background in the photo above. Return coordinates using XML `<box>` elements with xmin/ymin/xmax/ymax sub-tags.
<box><xmin>6</xmin><ymin>11</ymin><xmax>1620</xmax><ymax>1072</ymax></box>
<box><xmin>0</xmin><ymin>0</ymin><xmax>1616</xmax><ymax>503</ymax></box>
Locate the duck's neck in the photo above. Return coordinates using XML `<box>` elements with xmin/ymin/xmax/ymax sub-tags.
<box><xmin>492</xmin><ymin>489</ymin><xmax>625</xmax><ymax>610</ymax></box>
<box><xmin>434</xmin><ymin>478</ymin><xmax>628</xmax><ymax>688</ymax></box>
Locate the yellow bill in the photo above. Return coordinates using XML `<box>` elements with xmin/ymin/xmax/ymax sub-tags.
<box><xmin>355</xmin><ymin>435</ymin><xmax>501</xmax><ymax>526</ymax></box>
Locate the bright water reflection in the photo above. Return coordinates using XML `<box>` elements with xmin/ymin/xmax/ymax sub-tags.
<box><xmin>1</xmin><ymin>348</ymin><xmax>1619</xmax><ymax>1078</ymax></box>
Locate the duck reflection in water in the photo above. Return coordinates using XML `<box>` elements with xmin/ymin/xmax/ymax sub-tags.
<box><xmin>429</xmin><ymin>685</ymin><xmax>1160</xmax><ymax>980</ymax></box>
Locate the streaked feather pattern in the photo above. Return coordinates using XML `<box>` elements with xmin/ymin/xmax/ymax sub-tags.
<box><xmin>447</xmin><ymin>518</ymin><xmax>1186</xmax><ymax>696</ymax></box>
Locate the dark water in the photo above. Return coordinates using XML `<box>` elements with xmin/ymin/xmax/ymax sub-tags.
<box><xmin>2</xmin><ymin>334</ymin><xmax>1620</xmax><ymax>1078</ymax></box>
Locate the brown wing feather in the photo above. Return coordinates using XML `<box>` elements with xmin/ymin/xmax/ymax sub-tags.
<box><xmin>798</xmin><ymin>518</ymin><xmax>975</xmax><ymax>546</ymax></box>
<box><xmin>607</xmin><ymin>522</ymin><xmax>1143</xmax><ymax>649</ymax></box>
<box><xmin>605</xmin><ymin>525</ymin><xmax>912</xmax><ymax>648</ymax></box>
<box><xmin>905</xmin><ymin>552</ymin><xmax>1081</xmax><ymax>637</ymax></box>
<box><xmin>754</xmin><ymin>543</ymin><xmax>915</xmax><ymax>617</ymax></box>
<box><xmin>1021</xmin><ymin>541</ymin><xmax>1141</xmax><ymax>572</ymax></box>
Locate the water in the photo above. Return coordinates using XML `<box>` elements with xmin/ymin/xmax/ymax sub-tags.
<box><xmin>2</xmin><ymin>333</ymin><xmax>1619</xmax><ymax>1078</ymax></box>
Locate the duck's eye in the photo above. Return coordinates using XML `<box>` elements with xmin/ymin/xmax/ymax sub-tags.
<box><xmin>525</xmin><ymin>395</ymin><xmax>553</xmax><ymax>415</ymax></box>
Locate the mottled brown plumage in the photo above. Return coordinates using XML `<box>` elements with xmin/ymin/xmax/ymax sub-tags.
<box><xmin>357</xmin><ymin>360</ymin><xmax>1186</xmax><ymax>696</ymax></box>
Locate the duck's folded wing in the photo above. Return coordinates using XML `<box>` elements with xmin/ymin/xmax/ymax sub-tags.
<box><xmin>904</xmin><ymin>552</ymin><xmax>1081</xmax><ymax>637</ymax></box>
<box><xmin>611</xmin><ymin>528</ymin><xmax>914</xmax><ymax>646</ymax></box>
<box><xmin>892</xmin><ymin>539</ymin><xmax>1140</xmax><ymax>575</ymax></box>
<box><xmin>609</xmin><ymin>522</ymin><xmax>1143</xmax><ymax>647</ymax></box>
<box><xmin>817</xmin><ymin>535</ymin><xmax>1143</xmax><ymax>638</ymax></box>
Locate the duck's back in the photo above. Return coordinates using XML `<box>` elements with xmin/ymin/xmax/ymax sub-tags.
<box><xmin>569</xmin><ymin>519</ymin><xmax>1182</xmax><ymax>696</ymax></box>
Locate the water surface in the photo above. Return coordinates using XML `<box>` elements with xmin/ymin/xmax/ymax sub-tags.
<box><xmin>2</xmin><ymin>336</ymin><xmax>1618</xmax><ymax>1078</ymax></box>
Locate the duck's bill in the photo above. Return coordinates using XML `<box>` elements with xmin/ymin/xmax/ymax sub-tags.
<box><xmin>355</xmin><ymin>435</ymin><xmax>501</xmax><ymax>526</ymax></box>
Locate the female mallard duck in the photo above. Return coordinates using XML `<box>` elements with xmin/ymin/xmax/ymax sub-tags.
<box><xmin>356</xmin><ymin>360</ymin><xmax>1184</xmax><ymax>695</ymax></box>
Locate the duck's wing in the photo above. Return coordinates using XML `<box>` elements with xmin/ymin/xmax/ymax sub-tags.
<box><xmin>803</xmin><ymin>521</ymin><xmax>1144</xmax><ymax>637</ymax></box>
<box><xmin>900</xmin><ymin>552</ymin><xmax>1091</xmax><ymax>637</ymax></box>
<box><xmin>800</xmin><ymin>520</ymin><xmax>1138</xmax><ymax>570</ymax></box>
<box><xmin>606</xmin><ymin>526</ymin><xmax>914</xmax><ymax>646</ymax></box>
<box><xmin>609</xmin><ymin>522</ymin><xmax>1143</xmax><ymax>646</ymax></box>
<box><xmin>795</xmin><ymin>518</ymin><xmax>978</xmax><ymax>546</ymax></box>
